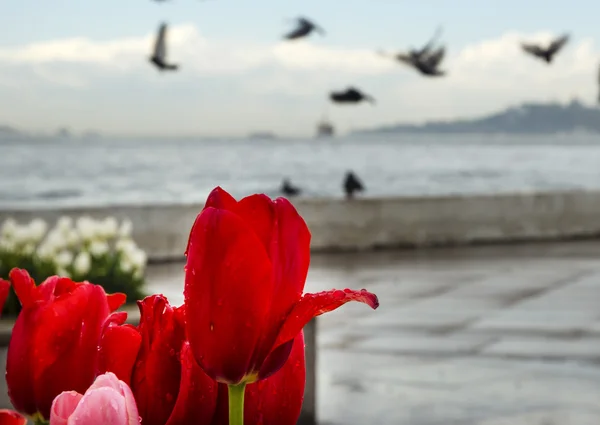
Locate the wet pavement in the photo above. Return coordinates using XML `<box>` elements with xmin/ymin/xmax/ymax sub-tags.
<box><xmin>3</xmin><ymin>241</ymin><xmax>600</xmax><ymax>424</ymax></box>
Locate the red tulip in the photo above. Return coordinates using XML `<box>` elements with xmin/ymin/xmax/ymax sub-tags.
<box><xmin>5</xmin><ymin>268</ymin><xmax>126</xmax><ymax>420</ymax></box>
<box><xmin>211</xmin><ymin>332</ymin><xmax>306</xmax><ymax>425</ymax></box>
<box><xmin>0</xmin><ymin>278</ymin><xmax>10</xmax><ymax>317</ymax></box>
<box><xmin>98</xmin><ymin>295</ymin><xmax>218</xmax><ymax>425</ymax></box>
<box><xmin>184</xmin><ymin>186</ymin><xmax>379</xmax><ymax>385</ymax></box>
<box><xmin>0</xmin><ymin>409</ymin><xmax>27</xmax><ymax>425</ymax></box>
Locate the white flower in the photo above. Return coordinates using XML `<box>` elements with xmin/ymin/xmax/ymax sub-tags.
<box><xmin>21</xmin><ymin>243</ymin><xmax>35</xmax><ymax>255</ymax></box>
<box><xmin>43</xmin><ymin>229</ymin><xmax>67</xmax><ymax>252</ymax></box>
<box><xmin>12</xmin><ymin>225</ymin><xmax>31</xmax><ymax>246</ymax></box>
<box><xmin>130</xmin><ymin>248</ymin><xmax>147</xmax><ymax>270</ymax></box>
<box><xmin>0</xmin><ymin>237</ymin><xmax>15</xmax><ymax>252</ymax></box>
<box><xmin>76</xmin><ymin>216</ymin><xmax>98</xmax><ymax>242</ymax></box>
<box><xmin>100</xmin><ymin>217</ymin><xmax>118</xmax><ymax>239</ymax></box>
<box><xmin>115</xmin><ymin>238</ymin><xmax>137</xmax><ymax>255</ymax></box>
<box><xmin>66</xmin><ymin>229</ymin><xmax>80</xmax><ymax>247</ymax></box>
<box><xmin>73</xmin><ymin>251</ymin><xmax>91</xmax><ymax>275</ymax></box>
<box><xmin>56</xmin><ymin>267</ymin><xmax>71</xmax><ymax>278</ymax></box>
<box><xmin>89</xmin><ymin>240</ymin><xmax>109</xmax><ymax>257</ymax></box>
<box><xmin>57</xmin><ymin>216</ymin><xmax>74</xmax><ymax>234</ymax></box>
<box><xmin>36</xmin><ymin>243</ymin><xmax>55</xmax><ymax>260</ymax></box>
<box><xmin>133</xmin><ymin>267</ymin><xmax>144</xmax><ymax>279</ymax></box>
<box><xmin>55</xmin><ymin>250</ymin><xmax>74</xmax><ymax>267</ymax></box>
<box><xmin>120</xmin><ymin>260</ymin><xmax>133</xmax><ymax>273</ymax></box>
<box><xmin>1</xmin><ymin>218</ymin><xmax>17</xmax><ymax>238</ymax></box>
<box><xmin>27</xmin><ymin>218</ymin><xmax>48</xmax><ymax>243</ymax></box>
<box><xmin>118</xmin><ymin>219</ymin><xmax>133</xmax><ymax>238</ymax></box>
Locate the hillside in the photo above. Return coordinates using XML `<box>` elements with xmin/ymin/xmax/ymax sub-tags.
<box><xmin>356</xmin><ymin>100</ymin><xmax>600</xmax><ymax>135</ymax></box>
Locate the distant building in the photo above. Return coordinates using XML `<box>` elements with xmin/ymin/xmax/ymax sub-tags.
<box><xmin>247</xmin><ymin>132</ymin><xmax>277</xmax><ymax>140</ymax></box>
<box><xmin>56</xmin><ymin>127</ymin><xmax>72</xmax><ymax>138</ymax></box>
<box><xmin>316</xmin><ymin>119</ymin><xmax>335</xmax><ymax>138</ymax></box>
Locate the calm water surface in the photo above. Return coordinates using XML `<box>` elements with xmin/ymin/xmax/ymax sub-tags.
<box><xmin>2</xmin><ymin>133</ymin><xmax>600</xmax><ymax>208</ymax></box>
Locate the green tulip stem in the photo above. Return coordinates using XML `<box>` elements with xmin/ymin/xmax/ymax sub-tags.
<box><xmin>228</xmin><ymin>383</ymin><xmax>247</xmax><ymax>425</ymax></box>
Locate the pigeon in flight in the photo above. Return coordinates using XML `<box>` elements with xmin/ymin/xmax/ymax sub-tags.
<box><xmin>149</xmin><ymin>23</ymin><xmax>179</xmax><ymax>71</ymax></box>
<box><xmin>379</xmin><ymin>26</ymin><xmax>447</xmax><ymax>76</ymax></box>
<box><xmin>521</xmin><ymin>33</ymin><xmax>569</xmax><ymax>64</ymax></box>
<box><xmin>284</xmin><ymin>17</ymin><xmax>325</xmax><ymax>40</ymax></box>
<box><xmin>330</xmin><ymin>87</ymin><xmax>375</xmax><ymax>105</ymax></box>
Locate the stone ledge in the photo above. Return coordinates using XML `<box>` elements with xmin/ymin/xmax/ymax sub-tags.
<box><xmin>4</xmin><ymin>190</ymin><xmax>600</xmax><ymax>261</ymax></box>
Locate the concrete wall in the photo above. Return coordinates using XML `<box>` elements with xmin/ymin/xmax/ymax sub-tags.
<box><xmin>3</xmin><ymin>190</ymin><xmax>600</xmax><ymax>261</ymax></box>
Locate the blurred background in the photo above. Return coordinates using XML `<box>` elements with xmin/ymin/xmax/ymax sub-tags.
<box><xmin>1</xmin><ymin>1</ymin><xmax>600</xmax><ymax>424</ymax></box>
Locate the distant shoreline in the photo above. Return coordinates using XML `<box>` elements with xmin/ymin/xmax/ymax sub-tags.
<box><xmin>354</xmin><ymin>99</ymin><xmax>600</xmax><ymax>135</ymax></box>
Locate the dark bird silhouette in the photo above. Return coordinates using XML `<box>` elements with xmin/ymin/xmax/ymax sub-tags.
<box><xmin>149</xmin><ymin>23</ymin><xmax>179</xmax><ymax>71</ymax></box>
<box><xmin>284</xmin><ymin>17</ymin><xmax>325</xmax><ymax>40</ymax></box>
<box><xmin>280</xmin><ymin>178</ymin><xmax>301</xmax><ymax>197</ymax></box>
<box><xmin>330</xmin><ymin>87</ymin><xmax>375</xmax><ymax>105</ymax></box>
<box><xmin>379</xmin><ymin>26</ymin><xmax>446</xmax><ymax>76</ymax></box>
<box><xmin>343</xmin><ymin>171</ymin><xmax>365</xmax><ymax>199</ymax></box>
<box><xmin>521</xmin><ymin>33</ymin><xmax>569</xmax><ymax>64</ymax></box>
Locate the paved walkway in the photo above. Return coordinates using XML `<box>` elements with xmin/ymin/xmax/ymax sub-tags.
<box><xmin>3</xmin><ymin>241</ymin><xmax>600</xmax><ymax>424</ymax></box>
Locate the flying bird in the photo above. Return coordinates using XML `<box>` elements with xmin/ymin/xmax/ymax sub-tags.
<box><xmin>280</xmin><ymin>178</ymin><xmax>301</xmax><ymax>197</ymax></box>
<box><xmin>378</xmin><ymin>26</ymin><xmax>447</xmax><ymax>76</ymax></box>
<box><xmin>343</xmin><ymin>171</ymin><xmax>365</xmax><ymax>199</ymax></box>
<box><xmin>149</xmin><ymin>23</ymin><xmax>179</xmax><ymax>71</ymax></box>
<box><xmin>330</xmin><ymin>87</ymin><xmax>375</xmax><ymax>105</ymax></box>
<box><xmin>409</xmin><ymin>25</ymin><xmax>444</xmax><ymax>61</ymax></box>
<box><xmin>521</xmin><ymin>33</ymin><xmax>570</xmax><ymax>64</ymax></box>
<box><xmin>283</xmin><ymin>17</ymin><xmax>325</xmax><ymax>40</ymax></box>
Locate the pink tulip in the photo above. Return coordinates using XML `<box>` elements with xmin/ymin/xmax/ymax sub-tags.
<box><xmin>50</xmin><ymin>372</ymin><xmax>140</xmax><ymax>425</ymax></box>
<box><xmin>0</xmin><ymin>409</ymin><xmax>27</xmax><ymax>425</ymax></box>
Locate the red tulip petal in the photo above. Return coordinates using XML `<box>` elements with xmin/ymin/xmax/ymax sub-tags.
<box><xmin>257</xmin><ymin>338</ymin><xmax>294</xmax><ymax>380</ymax></box>
<box><xmin>185</xmin><ymin>187</ymin><xmax>238</xmax><ymax>259</ymax></box>
<box><xmin>133</xmin><ymin>295</ymin><xmax>185</xmax><ymax>425</ymax></box>
<box><xmin>211</xmin><ymin>333</ymin><xmax>306</xmax><ymax>425</ymax></box>
<box><xmin>243</xmin><ymin>197</ymin><xmax>311</xmax><ymax>375</ymax></box>
<box><xmin>6</xmin><ymin>269</ymin><xmax>60</xmax><ymax>415</ymax></box>
<box><xmin>0</xmin><ymin>409</ymin><xmax>28</xmax><ymax>425</ymax></box>
<box><xmin>6</xmin><ymin>292</ymin><xmax>39</xmax><ymax>414</ymax></box>
<box><xmin>36</xmin><ymin>275</ymin><xmax>61</xmax><ymax>302</ymax></box>
<box><xmin>210</xmin><ymin>385</ymin><xmax>229</xmax><ymax>425</ymax></box>
<box><xmin>98</xmin><ymin>312</ymin><xmax>142</xmax><ymax>387</ymax></box>
<box><xmin>204</xmin><ymin>186</ymin><xmax>238</xmax><ymax>211</ymax></box>
<box><xmin>54</xmin><ymin>277</ymin><xmax>80</xmax><ymax>296</ymax></box>
<box><xmin>9</xmin><ymin>268</ymin><xmax>38</xmax><ymax>308</ymax></box>
<box><xmin>270</xmin><ymin>197</ymin><xmax>311</xmax><ymax>296</ymax></box>
<box><xmin>273</xmin><ymin>289</ymin><xmax>379</xmax><ymax>350</ymax></box>
<box><xmin>33</xmin><ymin>283</ymin><xmax>113</xmax><ymax>418</ymax></box>
<box><xmin>0</xmin><ymin>279</ymin><xmax>10</xmax><ymax>317</ymax></box>
<box><xmin>107</xmin><ymin>292</ymin><xmax>127</xmax><ymax>312</ymax></box>
<box><xmin>246</xmin><ymin>333</ymin><xmax>306</xmax><ymax>425</ymax></box>
<box><xmin>184</xmin><ymin>207</ymin><xmax>273</xmax><ymax>384</ymax></box>
<box><xmin>235</xmin><ymin>194</ymin><xmax>276</xmax><ymax>254</ymax></box>
<box><xmin>165</xmin><ymin>342</ymin><xmax>218</xmax><ymax>425</ymax></box>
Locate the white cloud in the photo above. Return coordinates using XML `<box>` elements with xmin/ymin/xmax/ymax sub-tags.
<box><xmin>0</xmin><ymin>24</ymin><xmax>392</xmax><ymax>76</ymax></box>
<box><xmin>0</xmin><ymin>26</ymin><xmax>598</xmax><ymax>136</ymax></box>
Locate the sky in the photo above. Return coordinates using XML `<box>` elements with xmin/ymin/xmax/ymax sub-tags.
<box><xmin>1</xmin><ymin>0</ymin><xmax>600</xmax><ymax>137</ymax></box>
